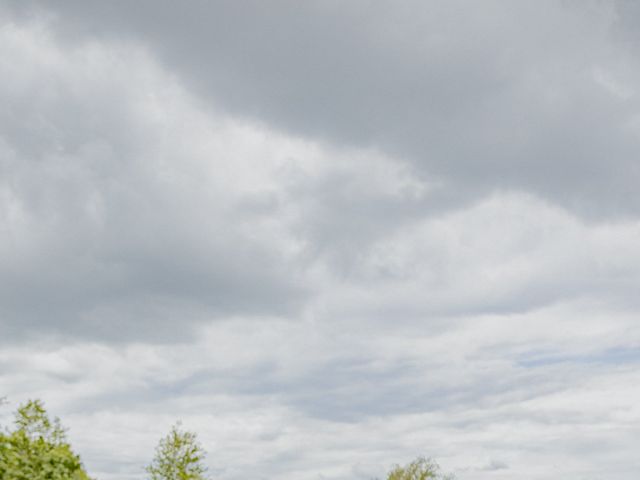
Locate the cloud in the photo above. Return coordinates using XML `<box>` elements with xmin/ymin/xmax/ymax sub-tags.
<box><xmin>2</xmin><ymin>308</ymin><xmax>640</xmax><ymax>479</ymax></box>
<box><xmin>8</xmin><ymin>0</ymin><xmax>640</xmax><ymax>218</ymax></box>
<box><xmin>2</xmin><ymin>3</ymin><xmax>640</xmax><ymax>480</ymax></box>
<box><xmin>0</xmin><ymin>17</ymin><xmax>314</xmax><ymax>341</ymax></box>
<box><xmin>3</xmin><ymin>2</ymin><xmax>640</xmax><ymax>341</ymax></box>
<box><xmin>479</xmin><ymin>459</ymin><xmax>508</xmax><ymax>471</ymax></box>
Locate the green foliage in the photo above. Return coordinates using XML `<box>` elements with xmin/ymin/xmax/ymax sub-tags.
<box><xmin>1</xmin><ymin>399</ymin><xmax>453</xmax><ymax>480</ymax></box>
<box><xmin>146</xmin><ymin>423</ymin><xmax>208</xmax><ymax>480</ymax></box>
<box><xmin>386</xmin><ymin>457</ymin><xmax>454</xmax><ymax>480</ymax></box>
<box><xmin>13</xmin><ymin>399</ymin><xmax>66</xmax><ymax>444</ymax></box>
<box><xmin>0</xmin><ymin>399</ymin><xmax>91</xmax><ymax>480</ymax></box>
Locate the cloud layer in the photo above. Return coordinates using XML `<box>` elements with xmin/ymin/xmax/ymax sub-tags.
<box><xmin>1</xmin><ymin>2</ymin><xmax>640</xmax><ymax>479</ymax></box>
<box><xmin>15</xmin><ymin>0</ymin><xmax>640</xmax><ymax>217</ymax></box>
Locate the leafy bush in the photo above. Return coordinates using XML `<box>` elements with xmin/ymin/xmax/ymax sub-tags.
<box><xmin>0</xmin><ymin>400</ymin><xmax>91</xmax><ymax>480</ymax></box>
<box><xmin>146</xmin><ymin>422</ymin><xmax>208</xmax><ymax>480</ymax></box>
<box><xmin>386</xmin><ymin>456</ymin><xmax>454</xmax><ymax>480</ymax></box>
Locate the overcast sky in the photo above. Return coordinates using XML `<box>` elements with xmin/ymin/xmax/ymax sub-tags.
<box><xmin>1</xmin><ymin>1</ymin><xmax>640</xmax><ymax>479</ymax></box>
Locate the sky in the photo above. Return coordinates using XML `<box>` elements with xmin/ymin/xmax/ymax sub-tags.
<box><xmin>1</xmin><ymin>1</ymin><xmax>640</xmax><ymax>479</ymax></box>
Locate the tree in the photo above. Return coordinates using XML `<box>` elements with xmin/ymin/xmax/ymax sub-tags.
<box><xmin>146</xmin><ymin>423</ymin><xmax>208</xmax><ymax>480</ymax></box>
<box><xmin>0</xmin><ymin>399</ymin><xmax>91</xmax><ymax>480</ymax></box>
<box><xmin>386</xmin><ymin>457</ymin><xmax>454</xmax><ymax>480</ymax></box>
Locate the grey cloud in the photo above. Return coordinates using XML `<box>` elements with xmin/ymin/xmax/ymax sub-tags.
<box><xmin>479</xmin><ymin>459</ymin><xmax>508</xmax><ymax>471</ymax></box>
<box><xmin>0</xmin><ymin>23</ymin><xmax>306</xmax><ymax>342</ymax></box>
<box><xmin>2</xmin><ymin>2</ymin><xmax>639</xmax><ymax>346</ymax></box>
<box><xmin>278</xmin><ymin>163</ymin><xmax>473</xmax><ymax>273</ymax></box>
<box><xmin>2</xmin><ymin>3</ymin><xmax>640</xmax><ymax>479</ymax></box>
<box><xmin>63</xmin><ymin>342</ymin><xmax>600</xmax><ymax>425</ymax></box>
<box><xmin>10</xmin><ymin>0</ymin><xmax>640</xmax><ymax>218</ymax></box>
